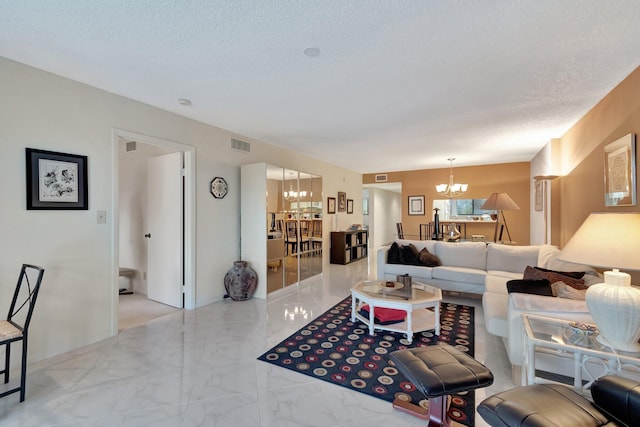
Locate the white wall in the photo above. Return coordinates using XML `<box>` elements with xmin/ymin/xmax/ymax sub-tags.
<box><xmin>530</xmin><ymin>139</ymin><xmax>561</xmax><ymax>245</ymax></box>
<box><xmin>369</xmin><ymin>187</ymin><xmax>402</xmax><ymax>254</ymax></box>
<box><xmin>0</xmin><ymin>57</ymin><xmax>362</xmax><ymax>362</ymax></box>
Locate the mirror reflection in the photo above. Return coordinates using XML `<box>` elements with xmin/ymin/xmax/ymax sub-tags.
<box><xmin>266</xmin><ymin>165</ymin><xmax>322</xmax><ymax>294</ymax></box>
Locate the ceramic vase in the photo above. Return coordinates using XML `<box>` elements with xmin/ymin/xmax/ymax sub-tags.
<box><xmin>224</xmin><ymin>261</ymin><xmax>258</xmax><ymax>301</ymax></box>
<box><xmin>585</xmin><ymin>270</ymin><xmax>640</xmax><ymax>352</ymax></box>
<box><xmin>444</xmin><ymin>224</ymin><xmax>461</xmax><ymax>242</ymax></box>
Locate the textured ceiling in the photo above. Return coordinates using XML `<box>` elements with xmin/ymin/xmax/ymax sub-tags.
<box><xmin>2</xmin><ymin>1</ymin><xmax>640</xmax><ymax>173</ymax></box>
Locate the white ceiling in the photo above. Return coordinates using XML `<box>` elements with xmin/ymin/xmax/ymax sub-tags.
<box><xmin>2</xmin><ymin>1</ymin><xmax>640</xmax><ymax>173</ymax></box>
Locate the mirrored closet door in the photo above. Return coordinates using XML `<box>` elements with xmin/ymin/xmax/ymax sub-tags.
<box><xmin>241</xmin><ymin>163</ymin><xmax>323</xmax><ymax>298</ymax></box>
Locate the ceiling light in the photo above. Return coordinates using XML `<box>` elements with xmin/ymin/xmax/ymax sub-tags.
<box><xmin>303</xmin><ymin>47</ymin><xmax>321</xmax><ymax>58</ymax></box>
<box><xmin>435</xmin><ymin>158</ymin><xmax>468</xmax><ymax>198</ymax></box>
<box><xmin>178</xmin><ymin>98</ymin><xmax>192</xmax><ymax>106</ymax></box>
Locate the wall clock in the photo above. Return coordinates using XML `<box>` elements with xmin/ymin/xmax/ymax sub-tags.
<box><xmin>210</xmin><ymin>177</ymin><xmax>228</xmax><ymax>199</ymax></box>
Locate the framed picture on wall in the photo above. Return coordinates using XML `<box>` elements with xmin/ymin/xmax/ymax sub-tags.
<box><xmin>604</xmin><ymin>133</ymin><xmax>636</xmax><ymax>207</ymax></box>
<box><xmin>337</xmin><ymin>191</ymin><xmax>346</xmax><ymax>212</ymax></box>
<box><xmin>408</xmin><ymin>195</ymin><xmax>425</xmax><ymax>216</ymax></box>
<box><xmin>26</xmin><ymin>148</ymin><xmax>88</xmax><ymax>210</ymax></box>
<box><xmin>534</xmin><ymin>180</ymin><xmax>544</xmax><ymax>211</ymax></box>
<box><xmin>327</xmin><ymin>197</ymin><xmax>336</xmax><ymax>214</ymax></box>
<box><xmin>347</xmin><ymin>199</ymin><xmax>353</xmax><ymax>214</ymax></box>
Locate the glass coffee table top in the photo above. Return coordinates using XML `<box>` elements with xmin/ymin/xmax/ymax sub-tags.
<box><xmin>353</xmin><ymin>280</ymin><xmax>438</xmax><ymax>302</ymax></box>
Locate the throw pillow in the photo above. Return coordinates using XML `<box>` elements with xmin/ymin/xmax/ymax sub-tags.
<box><xmin>551</xmin><ymin>281</ymin><xmax>587</xmax><ymax>300</ymax></box>
<box><xmin>388</xmin><ymin>242</ymin><xmax>402</xmax><ymax>264</ymax></box>
<box><xmin>400</xmin><ymin>244</ymin><xmax>421</xmax><ymax>265</ymax></box>
<box><xmin>506</xmin><ymin>279</ymin><xmax>552</xmax><ymax>296</ymax></box>
<box><xmin>523</xmin><ymin>265</ymin><xmax>587</xmax><ymax>290</ymax></box>
<box><xmin>418</xmin><ymin>247</ymin><xmax>441</xmax><ymax>267</ymax></box>
<box><xmin>359</xmin><ymin>304</ymin><xmax>406</xmax><ymax>325</ymax></box>
<box><xmin>533</xmin><ymin>266</ymin><xmax>585</xmax><ymax>280</ymax></box>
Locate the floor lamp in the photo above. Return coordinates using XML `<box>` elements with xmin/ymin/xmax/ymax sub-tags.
<box><xmin>480</xmin><ymin>193</ymin><xmax>520</xmax><ymax>243</ymax></box>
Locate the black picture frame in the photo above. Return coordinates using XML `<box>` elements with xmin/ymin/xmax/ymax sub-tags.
<box><xmin>337</xmin><ymin>191</ymin><xmax>347</xmax><ymax>212</ymax></box>
<box><xmin>327</xmin><ymin>197</ymin><xmax>336</xmax><ymax>214</ymax></box>
<box><xmin>26</xmin><ymin>148</ymin><xmax>88</xmax><ymax>210</ymax></box>
<box><xmin>408</xmin><ymin>195</ymin><xmax>425</xmax><ymax>216</ymax></box>
<box><xmin>347</xmin><ymin>199</ymin><xmax>354</xmax><ymax>214</ymax></box>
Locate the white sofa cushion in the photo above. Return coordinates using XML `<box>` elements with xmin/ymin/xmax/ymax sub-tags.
<box><xmin>382</xmin><ymin>263</ymin><xmax>433</xmax><ymax>280</ymax></box>
<box><xmin>434</xmin><ymin>241</ymin><xmax>487</xmax><ymax>269</ymax></box>
<box><xmin>537</xmin><ymin>244</ymin><xmax>597</xmax><ymax>274</ymax></box>
<box><xmin>431</xmin><ymin>266</ymin><xmax>486</xmax><ymax>285</ymax></box>
<box><xmin>486</xmin><ymin>243</ymin><xmax>541</xmax><ymax>273</ymax></box>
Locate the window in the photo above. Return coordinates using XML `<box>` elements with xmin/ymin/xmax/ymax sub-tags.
<box><xmin>455</xmin><ymin>199</ymin><xmax>490</xmax><ymax>216</ymax></box>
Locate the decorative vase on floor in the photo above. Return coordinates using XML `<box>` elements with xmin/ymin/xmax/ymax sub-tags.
<box><xmin>224</xmin><ymin>261</ymin><xmax>258</xmax><ymax>301</ymax></box>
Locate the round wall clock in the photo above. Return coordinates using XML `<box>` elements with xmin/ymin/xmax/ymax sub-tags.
<box><xmin>210</xmin><ymin>177</ymin><xmax>228</xmax><ymax>199</ymax></box>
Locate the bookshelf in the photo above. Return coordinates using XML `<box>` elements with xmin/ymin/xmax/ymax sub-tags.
<box><xmin>330</xmin><ymin>230</ymin><xmax>369</xmax><ymax>264</ymax></box>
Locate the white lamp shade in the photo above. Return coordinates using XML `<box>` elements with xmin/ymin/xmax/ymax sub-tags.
<box><xmin>480</xmin><ymin>193</ymin><xmax>520</xmax><ymax>211</ymax></box>
<box><xmin>558</xmin><ymin>212</ymin><xmax>640</xmax><ymax>270</ymax></box>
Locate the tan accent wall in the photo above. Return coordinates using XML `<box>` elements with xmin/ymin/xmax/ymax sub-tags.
<box><xmin>364</xmin><ymin>162</ymin><xmax>531</xmax><ymax>244</ymax></box>
<box><xmin>558</xmin><ymin>66</ymin><xmax>640</xmax><ymax>245</ymax></box>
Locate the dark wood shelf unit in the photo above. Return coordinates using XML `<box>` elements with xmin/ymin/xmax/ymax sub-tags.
<box><xmin>330</xmin><ymin>230</ymin><xmax>369</xmax><ymax>264</ymax></box>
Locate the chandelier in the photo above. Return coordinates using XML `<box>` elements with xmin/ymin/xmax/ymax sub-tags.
<box><xmin>283</xmin><ymin>176</ymin><xmax>307</xmax><ymax>201</ymax></box>
<box><xmin>435</xmin><ymin>158</ymin><xmax>468</xmax><ymax>198</ymax></box>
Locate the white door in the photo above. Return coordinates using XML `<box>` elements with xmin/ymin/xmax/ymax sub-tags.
<box><xmin>146</xmin><ymin>152</ymin><xmax>183</xmax><ymax>308</ymax></box>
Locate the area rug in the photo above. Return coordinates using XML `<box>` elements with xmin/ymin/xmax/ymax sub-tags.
<box><xmin>258</xmin><ymin>296</ymin><xmax>475</xmax><ymax>426</ymax></box>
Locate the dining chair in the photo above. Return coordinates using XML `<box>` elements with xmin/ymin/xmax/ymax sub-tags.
<box><xmin>0</xmin><ymin>264</ymin><xmax>45</xmax><ymax>402</ymax></box>
<box><xmin>311</xmin><ymin>220</ymin><xmax>323</xmax><ymax>255</ymax></box>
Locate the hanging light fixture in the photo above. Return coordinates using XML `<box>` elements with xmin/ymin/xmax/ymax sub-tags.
<box><xmin>283</xmin><ymin>173</ymin><xmax>307</xmax><ymax>201</ymax></box>
<box><xmin>435</xmin><ymin>158</ymin><xmax>468</xmax><ymax>198</ymax></box>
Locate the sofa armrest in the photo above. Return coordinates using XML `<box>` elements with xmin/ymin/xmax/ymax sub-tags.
<box><xmin>377</xmin><ymin>245</ymin><xmax>390</xmax><ymax>280</ymax></box>
<box><xmin>592</xmin><ymin>375</ymin><xmax>640</xmax><ymax>426</ymax></box>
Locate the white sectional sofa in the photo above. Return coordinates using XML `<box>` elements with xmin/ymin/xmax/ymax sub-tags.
<box><xmin>377</xmin><ymin>239</ymin><xmax>600</xmax><ymax>379</ymax></box>
<box><xmin>377</xmin><ymin>239</ymin><xmax>541</xmax><ymax>295</ymax></box>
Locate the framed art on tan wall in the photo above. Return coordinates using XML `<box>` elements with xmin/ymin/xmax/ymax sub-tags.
<box><xmin>408</xmin><ymin>195</ymin><xmax>425</xmax><ymax>216</ymax></box>
<box><xmin>347</xmin><ymin>199</ymin><xmax>353</xmax><ymax>214</ymax></box>
<box><xmin>604</xmin><ymin>133</ymin><xmax>636</xmax><ymax>207</ymax></box>
<box><xmin>534</xmin><ymin>180</ymin><xmax>544</xmax><ymax>211</ymax></box>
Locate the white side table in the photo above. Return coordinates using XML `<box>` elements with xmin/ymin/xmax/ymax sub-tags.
<box><xmin>522</xmin><ymin>313</ymin><xmax>640</xmax><ymax>394</ymax></box>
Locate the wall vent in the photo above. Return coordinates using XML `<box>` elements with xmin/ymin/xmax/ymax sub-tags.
<box><xmin>231</xmin><ymin>138</ymin><xmax>251</xmax><ymax>153</ymax></box>
<box><xmin>374</xmin><ymin>174</ymin><xmax>388</xmax><ymax>182</ymax></box>
<box><xmin>125</xmin><ymin>141</ymin><xmax>137</xmax><ymax>152</ymax></box>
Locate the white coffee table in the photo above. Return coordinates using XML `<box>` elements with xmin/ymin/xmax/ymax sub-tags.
<box><xmin>350</xmin><ymin>280</ymin><xmax>442</xmax><ymax>344</ymax></box>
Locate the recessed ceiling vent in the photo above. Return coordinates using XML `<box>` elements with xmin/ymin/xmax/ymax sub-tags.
<box><xmin>231</xmin><ymin>138</ymin><xmax>251</xmax><ymax>153</ymax></box>
<box><xmin>374</xmin><ymin>174</ymin><xmax>388</xmax><ymax>182</ymax></box>
<box><xmin>125</xmin><ymin>141</ymin><xmax>137</xmax><ymax>152</ymax></box>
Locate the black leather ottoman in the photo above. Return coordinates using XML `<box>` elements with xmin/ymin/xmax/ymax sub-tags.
<box><xmin>478</xmin><ymin>375</ymin><xmax>640</xmax><ymax>427</ymax></box>
<box><xmin>390</xmin><ymin>343</ymin><xmax>494</xmax><ymax>427</ymax></box>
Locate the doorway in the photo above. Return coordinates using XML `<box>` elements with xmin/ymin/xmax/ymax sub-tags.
<box><xmin>111</xmin><ymin>129</ymin><xmax>196</xmax><ymax>334</ymax></box>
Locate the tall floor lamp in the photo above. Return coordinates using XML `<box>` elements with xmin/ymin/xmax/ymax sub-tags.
<box><xmin>480</xmin><ymin>193</ymin><xmax>520</xmax><ymax>243</ymax></box>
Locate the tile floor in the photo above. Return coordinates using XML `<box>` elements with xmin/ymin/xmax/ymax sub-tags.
<box><xmin>0</xmin><ymin>257</ymin><xmax>516</xmax><ymax>426</ymax></box>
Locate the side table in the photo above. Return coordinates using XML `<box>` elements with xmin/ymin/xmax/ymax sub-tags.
<box><xmin>522</xmin><ymin>313</ymin><xmax>640</xmax><ymax>394</ymax></box>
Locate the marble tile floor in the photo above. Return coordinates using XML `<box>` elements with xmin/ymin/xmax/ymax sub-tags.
<box><xmin>0</xmin><ymin>258</ymin><xmax>516</xmax><ymax>426</ymax></box>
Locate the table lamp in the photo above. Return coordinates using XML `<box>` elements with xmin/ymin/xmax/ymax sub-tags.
<box><xmin>480</xmin><ymin>193</ymin><xmax>520</xmax><ymax>243</ymax></box>
<box><xmin>558</xmin><ymin>212</ymin><xmax>640</xmax><ymax>352</ymax></box>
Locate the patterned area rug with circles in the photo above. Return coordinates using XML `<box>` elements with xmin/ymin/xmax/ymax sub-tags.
<box><xmin>258</xmin><ymin>296</ymin><xmax>475</xmax><ymax>426</ymax></box>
